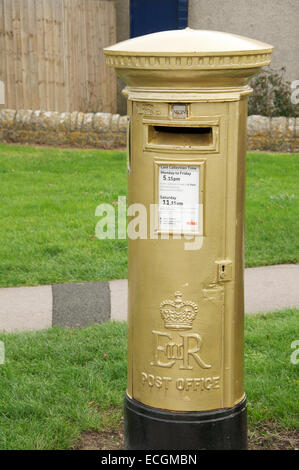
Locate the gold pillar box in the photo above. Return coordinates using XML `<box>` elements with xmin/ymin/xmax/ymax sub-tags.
<box><xmin>104</xmin><ymin>29</ymin><xmax>273</xmax><ymax>450</ymax></box>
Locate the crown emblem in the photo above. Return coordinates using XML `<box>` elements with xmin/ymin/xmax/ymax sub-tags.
<box><xmin>160</xmin><ymin>291</ymin><xmax>198</xmax><ymax>330</ymax></box>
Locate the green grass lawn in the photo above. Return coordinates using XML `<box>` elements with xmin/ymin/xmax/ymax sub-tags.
<box><xmin>0</xmin><ymin>144</ymin><xmax>298</xmax><ymax>287</ymax></box>
<box><xmin>0</xmin><ymin>145</ymin><xmax>128</xmax><ymax>287</ymax></box>
<box><xmin>0</xmin><ymin>309</ymin><xmax>297</xmax><ymax>450</ymax></box>
<box><xmin>245</xmin><ymin>152</ymin><xmax>299</xmax><ymax>267</ymax></box>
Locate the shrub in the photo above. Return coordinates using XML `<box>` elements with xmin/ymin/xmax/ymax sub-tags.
<box><xmin>248</xmin><ymin>67</ymin><xmax>299</xmax><ymax>117</ymax></box>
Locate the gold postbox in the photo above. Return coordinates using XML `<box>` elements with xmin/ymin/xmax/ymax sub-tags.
<box><xmin>104</xmin><ymin>29</ymin><xmax>273</xmax><ymax>450</ymax></box>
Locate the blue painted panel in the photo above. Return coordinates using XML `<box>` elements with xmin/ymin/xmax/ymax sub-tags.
<box><xmin>130</xmin><ymin>0</ymin><xmax>188</xmax><ymax>38</ymax></box>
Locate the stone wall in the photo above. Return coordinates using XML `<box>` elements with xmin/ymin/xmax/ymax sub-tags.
<box><xmin>247</xmin><ymin>116</ymin><xmax>299</xmax><ymax>153</ymax></box>
<box><xmin>0</xmin><ymin>109</ymin><xmax>298</xmax><ymax>152</ymax></box>
<box><xmin>0</xmin><ymin>109</ymin><xmax>127</xmax><ymax>149</ymax></box>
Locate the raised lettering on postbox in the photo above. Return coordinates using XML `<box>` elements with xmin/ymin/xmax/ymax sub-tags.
<box><xmin>150</xmin><ymin>330</ymin><xmax>211</xmax><ymax>370</ymax></box>
<box><xmin>150</xmin><ymin>291</ymin><xmax>211</xmax><ymax>370</ymax></box>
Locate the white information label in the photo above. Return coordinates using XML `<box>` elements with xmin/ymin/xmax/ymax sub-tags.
<box><xmin>159</xmin><ymin>165</ymin><xmax>200</xmax><ymax>233</ymax></box>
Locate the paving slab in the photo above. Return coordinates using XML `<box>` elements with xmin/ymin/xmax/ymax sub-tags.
<box><xmin>52</xmin><ymin>282</ymin><xmax>110</xmax><ymax>328</ymax></box>
<box><xmin>0</xmin><ymin>285</ymin><xmax>52</xmax><ymax>332</ymax></box>
<box><xmin>109</xmin><ymin>279</ymin><xmax>128</xmax><ymax>322</ymax></box>
<box><xmin>244</xmin><ymin>264</ymin><xmax>299</xmax><ymax>314</ymax></box>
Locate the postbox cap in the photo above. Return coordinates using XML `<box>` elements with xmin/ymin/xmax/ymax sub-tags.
<box><xmin>104</xmin><ymin>28</ymin><xmax>273</xmax><ymax>68</ymax></box>
<box><xmin>104</xmin><ymin>28</ymin><xmax>273</xmax><ymax>88</ymax></box>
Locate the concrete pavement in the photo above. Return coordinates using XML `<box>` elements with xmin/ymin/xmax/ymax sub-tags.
<box><xmin>111</xmin><ymin>264</ymin><xmax>299</xmax><ymax>321</ymax></box>
<box><xmin>0</xmin><ymin>264</ymin><xmax>298</xmax><ymax>332</ymax></box>
<box><xmin>244</xmin><ymin>264</ymin><xmax>299</xmax><ymax>314</ymax></box>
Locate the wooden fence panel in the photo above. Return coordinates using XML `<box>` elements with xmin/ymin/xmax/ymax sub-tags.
<box><xmin>0</xmin><ymin>0</ymin><xmax>116</xmax><ymax>113</ymax></box>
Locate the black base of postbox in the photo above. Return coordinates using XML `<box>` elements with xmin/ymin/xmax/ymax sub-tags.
<box><xmin>124</xmin><ymin>394</ymin><xmax>247</xmax><ymax>450</ymax></box>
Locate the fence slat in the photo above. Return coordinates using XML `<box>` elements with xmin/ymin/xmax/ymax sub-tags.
<box><xmin>0</xmin><ymin>0</ymin><xmax>116</xmax><ymax>113</ymax></box>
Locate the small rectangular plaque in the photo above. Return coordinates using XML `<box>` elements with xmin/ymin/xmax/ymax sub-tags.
<box><xmin>159</xmin><ymin>164</ymin><xmax>200</xmax><ymax>233</ymax></box>
<box><xmin>172</xmin><ymin>103</ymin><xmax>188</xmax><ymax>119</ymax></box>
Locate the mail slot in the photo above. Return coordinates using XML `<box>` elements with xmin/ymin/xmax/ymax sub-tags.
<box><xmin>148</xmin><ymin>124</ymin><xmax>213</xmax><ymax>147</ymax></box>
<box><xmin>104</xmin><ymin>28</ymin><xmax>273</xmax><ymax>450</ymax></box>
<box><xmin>144</xmin><ymin>118</ymin><xmax>220</xmax><ymax>152</ymax></box>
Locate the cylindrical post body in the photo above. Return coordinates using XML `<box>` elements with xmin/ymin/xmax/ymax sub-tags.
<box><xmin>126</xmin><ymin>95</ymin><xmax>248</xmax><ymax>411</ymax></box>
<box><xmin>104</xmin><ymin>29</ymin><xmax>273</xmax><ymax>450</ymax></box>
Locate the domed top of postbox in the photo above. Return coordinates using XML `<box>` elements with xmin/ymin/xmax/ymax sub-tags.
<box><xmin>104</xmin><ymin>28</ymin><xmax>273</xmax><ymax>88</ymax></box>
